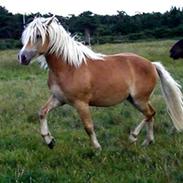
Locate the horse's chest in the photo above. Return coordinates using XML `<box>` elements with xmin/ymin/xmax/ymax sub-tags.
<box><xmin>50</xmin><ymin>84</ymin><xmax>67</xmax><ymax>103</ymax></box>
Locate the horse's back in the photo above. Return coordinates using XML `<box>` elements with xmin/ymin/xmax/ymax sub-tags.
<box><xmin>89</xmin><ymin>52</ymin><xmax>157</xmax><ymax>84</ymax></box>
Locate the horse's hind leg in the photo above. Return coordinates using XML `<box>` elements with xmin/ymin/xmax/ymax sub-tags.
<box><xmin>142</xmin><ymin>103</ymin><xmax>156</xmax><ymax>146</ymax></box>
<box><xmin>74</xmin><ymin>101</ymin><xmax>101</xmax><ymax>150</ymax></box>
<box><xmin>129</xmin><ymin>98</ymin><xmax>156</xmax><ymax>146</ymax></box>
<box><xmin>129</xmin><ymin>119</ymin><xmax>146</xmax><ymax>143</ymax></box>
<box><xmin>39</xmin><ymin>95</ymin><xmax>61</xmax><ymax>149</ymax></box>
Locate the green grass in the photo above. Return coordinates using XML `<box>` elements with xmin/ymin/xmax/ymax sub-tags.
<box><xmin>0</xmin><ymin>40</ymin><xmax>183</xmax><ymax>182</ymax></box>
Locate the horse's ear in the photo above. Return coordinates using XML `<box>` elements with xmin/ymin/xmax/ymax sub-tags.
<box><xmin>46</xmin><ymin>15</ymin><xmax>55</xmax><ymax>26</ymax></box>
<box><xmin>34</xmin><ymin>14</ymin><xmax>39</xmax><ymax>20</ymax></box>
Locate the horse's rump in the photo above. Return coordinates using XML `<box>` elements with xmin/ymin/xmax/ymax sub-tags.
<box><xmin>87</xmin><ymin>53</ymin><xmax>157</xmax><ymax>106</ymax></box>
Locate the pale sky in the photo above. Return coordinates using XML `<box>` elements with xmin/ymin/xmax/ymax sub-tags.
<box><xmin>1</xmin><ymin>0</ymin><xmax>183</xmax><ymax>16</ymax></box>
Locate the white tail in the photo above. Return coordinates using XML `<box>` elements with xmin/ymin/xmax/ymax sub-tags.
<box><xmin>153</xmin><ymin>62</ymin><xmax>183</xmax><ymax>131</ymax></box>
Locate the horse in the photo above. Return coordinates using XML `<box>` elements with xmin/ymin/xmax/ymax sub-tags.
<box><xmin>18</xmin><ymin>16</ymin><xmax>183</xmax><ymax>150</ymax></box>
<box><xmin>170</xmin><ymin>39</ymin><xmax>183</xmax><ymax>59</ymax></box>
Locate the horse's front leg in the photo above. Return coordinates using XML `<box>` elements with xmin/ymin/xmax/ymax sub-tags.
<box><xmin>74</xmin><ymin>101</ymin><xmax>101</xmax><ymax>150</ymax></box>
<box><xmin>39</xmin><ymin>95</ymin><xmax>61</xmax><ymax>149</ymax></box>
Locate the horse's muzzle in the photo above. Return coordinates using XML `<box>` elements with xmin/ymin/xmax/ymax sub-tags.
<box><xmin>169</xmin><ymin>48</ymin><xmax>178</xmax><ymax>60</ymax></box>
<box><xmin>18</xmin><ymin>54</ymin><xmax>30</xmax><ymax>65</ymax></box>
<box><xmin>18</xmin><ymin>49</ymin><xmax>37</xmax><ymax>65</ymax></box>
<box><xmin>170</xmin><ymin>52</ymin><xmax>180</xmax><ymax>60</ymax></box>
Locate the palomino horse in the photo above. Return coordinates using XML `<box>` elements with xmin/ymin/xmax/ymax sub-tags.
<box><xmin>18</xmin><ymin>16</ymin><xmax>183</xmax><ymax>149</ymax></box>
<box><xmin>170</xmin><ymin>39</ymin><xmax>183</xmax><ymax>59</ymax></box>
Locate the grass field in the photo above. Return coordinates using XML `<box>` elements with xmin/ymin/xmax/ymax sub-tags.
<box><xmin>1</xmin><ymin>40</ymin><xmax>183</xmax><ymax>183</ymax></box>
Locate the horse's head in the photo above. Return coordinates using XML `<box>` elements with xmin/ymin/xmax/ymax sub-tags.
<box><xmin>18</xmin><ymin>16</ymin><xmax>55</xmax><ymax>65</ymax></box>
<box><xmin>170</xmin><ymin>39</ymin><xmax>183</xmax><ymax>60</ymax></box>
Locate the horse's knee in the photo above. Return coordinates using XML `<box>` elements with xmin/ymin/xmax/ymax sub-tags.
<box><xmin>38</xmin><ymin>108</ymin><xmax>48</xmax><ymax>120</ymax></box>
<box><xmin>146</xmin><ymin>105</ymin><xmax>156</xmax><ymax>122</ymax></box>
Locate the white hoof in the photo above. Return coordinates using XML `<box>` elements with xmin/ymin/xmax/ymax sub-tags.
<box><xmin>142</xmin><ymin>139</ymin><xmax>154</xmax><ymax>146</ymax></box>
<box><xmin>93</xmin><ymin>143</ymin><xmax>102</xmax><ymax>151</ymax></box>
<box><xmin>41</xmin><ymin>132</ymin><xmax>54</xmax><ymax>145</ymax></box>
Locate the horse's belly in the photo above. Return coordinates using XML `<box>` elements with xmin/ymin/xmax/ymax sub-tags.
<box><xmin>89</xmin><ymin>87</ymin><xmax>129</xmax><ymax>107</ymax></box>
<box><xmin>89</xmin><ymin>98</ymin><xmax>126</xmax><ymax>107</ymax></box>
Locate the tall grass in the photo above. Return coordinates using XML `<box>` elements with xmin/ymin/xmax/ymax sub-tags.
<box><xmin>0</xmin><ymin>40</ymin><xmax>183</xmax><ymax>182</ymax></box>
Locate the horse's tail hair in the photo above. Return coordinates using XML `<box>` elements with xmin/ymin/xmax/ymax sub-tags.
<box><xmin>153</xmin><ymin>62</ymin><xmax>183</xmax><ymax>131</ymax></box>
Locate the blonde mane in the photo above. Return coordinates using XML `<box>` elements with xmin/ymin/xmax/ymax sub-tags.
<box><xmin>22</xmin><ymin>17</ymin><xmax>104</xmax><ymax>67</ymax></box>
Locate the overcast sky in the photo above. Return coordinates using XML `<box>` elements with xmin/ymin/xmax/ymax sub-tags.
<box><xmin>1</xmin><ymin>0</ymin><xmax>183</xmax><ymax>16</ymax></box>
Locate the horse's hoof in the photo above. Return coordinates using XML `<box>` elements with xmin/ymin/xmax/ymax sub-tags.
<box><xmin>48</xmin><ymin>139</ymin><xmax>55</xmax><ymax>149</ymax></box>
<box><xmin>93</xmin><ymin>142</ymin><xmax>102</xmax><ymax>150</ymax></box>
<box><xmin>141</xmin><ymin>139</ymin><xmax>154</xmax><ymax>147</ymax></box>
<box><xmin>95</xmin><ymin>145</ymin><xmax>102</xmax><ymax>151</ymax></box>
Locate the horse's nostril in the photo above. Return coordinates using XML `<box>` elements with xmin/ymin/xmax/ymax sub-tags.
<box><xmin>21</xmin><ymin>54</ymin><xmax>27</xmax><ymax>63</ymax></box>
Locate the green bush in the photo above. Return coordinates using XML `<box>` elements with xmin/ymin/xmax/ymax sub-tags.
<box><xmin>0</xmin><ymin>39</ymin><xmax>21</xmax><ymax>50</ymax></box>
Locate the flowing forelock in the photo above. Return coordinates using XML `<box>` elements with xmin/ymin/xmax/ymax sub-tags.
<box><xmin>22</xmin><ymin>17</ymin><xmax>47</xmax><ymax>46</ymax></box>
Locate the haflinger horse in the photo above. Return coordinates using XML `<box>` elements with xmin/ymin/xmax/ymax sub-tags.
<box><xmin>170</xmin><ymin>39</ymin><xmax>183</xmax><ymax>60</ymax></box>
<box><xmin>18</xmin><ymin>16</ymin><xmax>183</xmax><ymax>150</ymax></box>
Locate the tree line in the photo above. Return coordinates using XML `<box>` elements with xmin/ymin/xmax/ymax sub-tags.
<box><xmin>0</xmin><ymin>6</ymin><xmax>183</xmax><ymax>49</ymax></box>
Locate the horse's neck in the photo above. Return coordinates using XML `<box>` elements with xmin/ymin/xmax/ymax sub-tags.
<box><xmin>46</xmin><ymin>54</ymin><xmax>73</xmax><ymax>75</ymax></box>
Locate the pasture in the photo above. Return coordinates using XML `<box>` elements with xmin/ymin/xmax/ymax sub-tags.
<box><xmin>0</xmin><ymin>40</ymin><xmax>183</xmax><ymax>182</ymax></box>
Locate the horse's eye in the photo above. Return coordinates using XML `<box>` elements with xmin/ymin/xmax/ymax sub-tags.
<box><xmin>36</xmin><ymin>34</ymin><xmax>41</xmax><ymax>39</ymax></box>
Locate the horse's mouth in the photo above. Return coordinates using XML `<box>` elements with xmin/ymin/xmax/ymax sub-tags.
<box><xmin>21</xmin><ymin>60</ymin><xmax>31</xmax><ymax>65</ymax></box>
